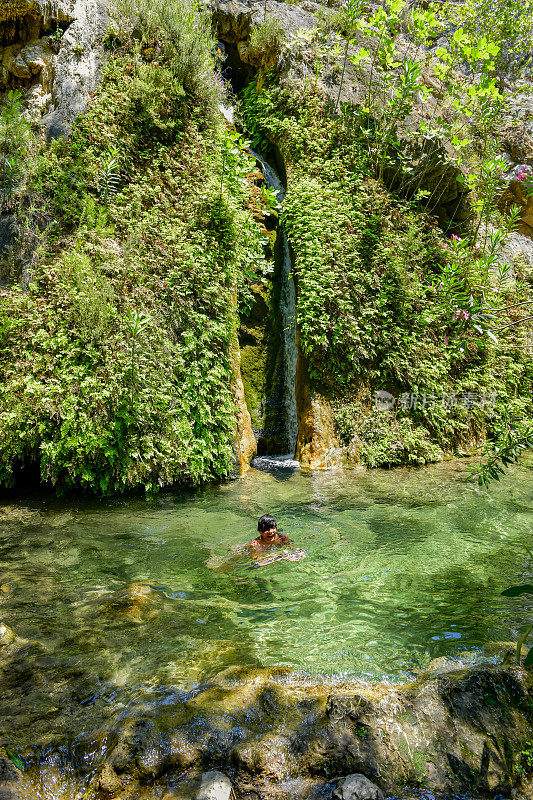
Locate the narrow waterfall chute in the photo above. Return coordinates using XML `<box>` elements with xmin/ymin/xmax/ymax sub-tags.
<box><xmin>248</xmin><ymin>147</ymin><xmax>299</xmax><ymax>458</ymax></box>
<box><xmin>219</xmin><ymin>103</ymin><xmax>298</xmax><ymax>458</ymax></box>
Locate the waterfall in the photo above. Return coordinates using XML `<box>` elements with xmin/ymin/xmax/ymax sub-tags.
<box><xmin>220</xmin><ymin>103</ymin><xmax>298</xmax><ymax>457</ymax></box>
<box><xmin>248</xmin><ymin>148</ymin><xmax>299</xmax><ymax>457</ymax></box>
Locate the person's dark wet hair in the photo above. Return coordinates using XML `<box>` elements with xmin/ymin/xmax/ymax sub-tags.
<box><xmin>258</xmin><ymin>514</ymin><xmax>277</xmax><ymax>533</ymax></box>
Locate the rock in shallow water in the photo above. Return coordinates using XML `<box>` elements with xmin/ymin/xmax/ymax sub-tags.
<box><xmin>333</xmin><ymin>774</ymin><xmax>385</xmax><ymax>800</ymax></box>
<box><xmin>196</xmin><ymin>770</ymin><xmax>233</xmax><ymax>800</ymax></box>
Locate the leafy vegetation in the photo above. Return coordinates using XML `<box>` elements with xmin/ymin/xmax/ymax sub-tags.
<box><xmin>0</xmin><ymin>90</ymin><xmax>34</xmax><ymax>207</ymax></box>
<box><xmin>116</xmin><ymin>0</ymin><xmax>221</xmax><ymax>111</ymax></box>
<box><xmin>239</xmin><ymin>60</ymin><xmax>533</xmax><ymax>467</ymax></box>
<box><xmin>0</xmin><ymin>14</ymin><xmax>268</xmax><ymax>493</ymax></box>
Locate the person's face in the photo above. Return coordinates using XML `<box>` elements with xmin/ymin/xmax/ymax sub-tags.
<box><xmin>260</xmin><ymin>525</ymin><xmax>277</xmax><ymax>543</ymax></box>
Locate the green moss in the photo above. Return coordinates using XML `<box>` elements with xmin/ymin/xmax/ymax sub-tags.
<box><xmin>0</xmin><ymin>0</ymin><xmax>37</xmax><ymax>23</ymax></box>
<box><xmin>240</xmin><ymin>343</ymin><xmax>269</xmax><ymax>429</ymax></box>
<box><xmin>411</xmin><ymin>749</ymin><xmax>428</xmax><ymax>781</ymax></box>
<box><xmin>239</xmin><ymin>284</ymin><xmax>274</xmax><ymax>429</ymax></box>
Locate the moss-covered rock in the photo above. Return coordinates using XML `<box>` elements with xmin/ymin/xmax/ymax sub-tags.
<box><xmin>239</xmin><ymin>81</ymin><xmax>533</xmax><ymax>469</ymax></box>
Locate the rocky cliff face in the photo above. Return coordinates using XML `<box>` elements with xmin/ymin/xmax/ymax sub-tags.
<box><xmin>0</xmin><ymin>0</ymin><xmax>110</xmax><ymax>282</ymax></box>
<box><xmin>2</xmin><ymin>0</ymin><xmax>533</xmax><ymax>473</ymax></box>
<box><xmin>0</xmin><ymin>0</ymin><xmax>109</xmax><ymax>134</ymax></box>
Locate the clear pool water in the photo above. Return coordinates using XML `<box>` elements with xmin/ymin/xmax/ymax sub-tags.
<box><xmin>1</xmin><ymin>457</ymin><xmax>532</xmax><ymax>693</ymax></box>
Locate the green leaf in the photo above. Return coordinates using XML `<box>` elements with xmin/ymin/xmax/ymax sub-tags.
<box><xmin>501</xmin><ymin>584</ymin><xmax>533</xmax><ymax>597</ymax></box>
<box><xmin>5</xmin><ymin>749</ymin><xmax>24</xmax><ymax>771</ymax></box>
<box><xmin>516</xmin><ymin>625</ymin><xmax>533</xmax><ymax>664</ymax></box>
<box><xmin>524</xmin><ymin>645</ymin><xmax>533</xmax><ymax>668</ymax></box>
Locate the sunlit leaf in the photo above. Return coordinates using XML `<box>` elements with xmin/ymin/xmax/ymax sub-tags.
<box><xmin>517</xmin><ymin>625</ymin><xmax>533</xmax><ymax>664</ymax></box>
<box><xmin>5</xmin><ymin>750</ymin><xmax>24</xmax><ymax>771</ymax></box>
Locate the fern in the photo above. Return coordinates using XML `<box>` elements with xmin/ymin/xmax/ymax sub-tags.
<box><xmin>0</xmin><ymin>155</ymin><xmax>18</xmax><ymax>201</ymax></box>
<box><xmin>98</xmin><ymin>155</ymin><xmax>121</xmax><ymax>204</ymax></box>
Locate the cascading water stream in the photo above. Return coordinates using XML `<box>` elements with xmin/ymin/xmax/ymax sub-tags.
<box><xmin>248</xmin><ymin>147</ymin><xmax>299</xmax><ymax>458</ymax></box>
<box><xmin>220</xmin><ymin>102</ymin><xmax>298</xmax><ymax>459</ymax></box>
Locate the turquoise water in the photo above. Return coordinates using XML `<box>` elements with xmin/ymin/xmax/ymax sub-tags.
<box><xmin>1</xmin><ymin>457</ymin><xmax>532</xmax><ymax>692</ymax></box>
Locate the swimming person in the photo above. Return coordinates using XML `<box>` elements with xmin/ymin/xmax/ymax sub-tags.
<box><xmin>250</xmin><ymin>514</ymin><xmax>288</xmax><ymax>552</ymax></box>
<box><xmin>249</xmin><ymin>514</ymin><xmax>306</xmax><ymax>567</ymax></box>
<box><xmin>206</xmin><ymin>514</ymin><xmax>305</xmax><ymax>570</ymax></box>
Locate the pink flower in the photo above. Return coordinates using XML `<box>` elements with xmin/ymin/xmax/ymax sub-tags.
<box><xmin>453</xmin><ymin>309</ymin><xmax>469</xmax><ymax>322</ymax></box>
<box><xmin>451</xmin><ymin>234</ymin><xmax>461</xmax><ymax>242</ymax></box>
<box><xmin>443</xmin><ymin>335</ymin><xmax>449</xmax><ymax>345</ymax></box>
<box><xmin>517</xmin><ymin>169</ymin><xmax>531</xmax><ymax>182</ymax></box>
<box><xmin>441</xmin><ymin>242</ymin><xmax>448</xmax><ymax>250</ymax></box>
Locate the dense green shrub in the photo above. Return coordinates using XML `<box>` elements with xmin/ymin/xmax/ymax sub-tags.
<box><xmin>117</xmin><ymin>0</ymin><xmax>221</xmax><ymax>111</ymax></box>
<box><xmin>240</xmin><ymin>80</ymin><xmax>533</xmax><ymax>466</ymax></box>
<box><xmin>0</xmin><ymin>44</ymin><xmax>267</xmax><ymax>492</ymax></box>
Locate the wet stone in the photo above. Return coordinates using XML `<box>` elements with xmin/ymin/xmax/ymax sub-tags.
<box><xmin>333</xmin><ymin>774</ymin><xmax>385</xmax><ymax>800</ymax></box>
<box><xmin>196</xmin><ymin>771</ymin><xmax>233</xmax><ymax>800</ymax></box>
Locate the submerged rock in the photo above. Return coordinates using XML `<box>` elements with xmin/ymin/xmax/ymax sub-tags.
<box><xmin>0</xmin><ymin>750</ymin><xmax>22</xmax><ymax>800</ymax></box>
<box><xmin>196</xmin><ymin>771</ymin><xmax>233</xmax><ymax>800</ymax></box>
<box><xmin>82</xmin><ymin>661</ymin><xmax>533</xmax><ymax>799</ymax></box>
<box><xmin>0</xmin><ymin>629</ymin><xmax>531</xmax><ymax>800</ymax></box>
<box><xmin>98</xmin><ymin>582</ymin><xmax>160</xmax><ymax>623</ymax></box>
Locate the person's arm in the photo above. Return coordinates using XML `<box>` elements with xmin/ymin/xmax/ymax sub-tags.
<box><xmin>249</xmin><ymin>538</ymin><xmax>262</xmax><ymax>557</ymax></box>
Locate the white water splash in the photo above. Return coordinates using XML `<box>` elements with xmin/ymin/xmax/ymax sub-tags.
<box><xmin>219</xmin><ymin>103</ymin><xmax>234</xmax><ymax>125</ymax></box>
<box><xmin>251</xmin><ymin>455</ymin><xmax>300</xmax><ymax>471</ymax></box>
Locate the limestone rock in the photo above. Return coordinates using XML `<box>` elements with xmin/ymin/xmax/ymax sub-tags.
<box><xmin>295</xmin><ymin>337</ymin><xmax>343</xmax><ymax>470</ymax></box>
<box><xmin>230</xmin><ymin>294</ymin><xmax>257</xmax><ymax>475</ymax></box>
<box><xmin>333</xmin><ymin>774</ymin><xmax>384</xmax><ymax>800</ymax></box>
<box><xmin>41</xmin><ymin>0</ymin><xmax>110</xmax><ymax>138</ymax></box>
<box><xmin>11</xmin><ymin>51</ymin><xmax>32</xmax><ymax>78</ymax></box>
<box><xmin>196</xmin><ymin>771</ymin><xmax>233</xmax><ymax>800</ymax></box>
<box><xmin>0</xmin><ymin>0</ymin><xmax>109</xmax><ymax>130</ymax></box>
<box><xmin>19</xmin><ymin>41</ymin><xmax>50</xmax><ymax>73</ymax></box>
<box><xmin>211</xmin><ymin>0</ymin><xmax>253</xmax><ymax>45</ymax></box>
<box><xmin>499</xmin><ymin>177</ymin><xmax>533</xmax><ymax>238</ymax></box>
